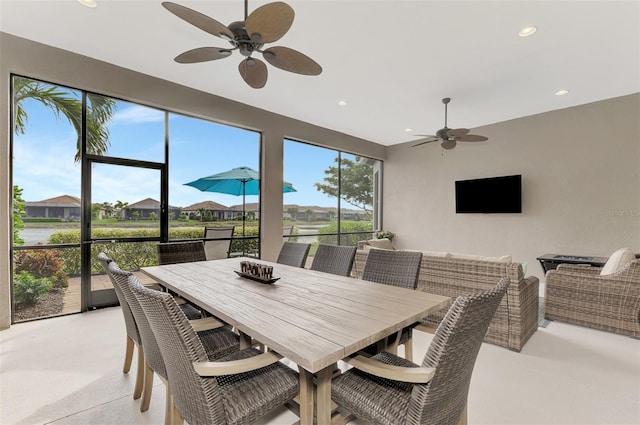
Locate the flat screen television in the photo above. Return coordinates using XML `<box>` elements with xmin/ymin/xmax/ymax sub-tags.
<box><xmin>455</xmin><ymin>174</ymin><xmax>522</xmax><ymax>213</ymax></box>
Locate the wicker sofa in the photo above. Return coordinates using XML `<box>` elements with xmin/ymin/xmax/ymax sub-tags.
<box><xmin>352</xmin><ymin>250</ymin><xmax>539</xmax><ymax>352</ymax></box>
<box><xmin>545</xmin><ymin>259</ymin><xmax>640</xmax><ymax>338</ymax></box>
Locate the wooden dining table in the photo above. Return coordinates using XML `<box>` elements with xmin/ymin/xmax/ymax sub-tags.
<box><xmin>142</xmin><ymin>257</ymin><xmax>450</xmax><ymax>425</ymax></box>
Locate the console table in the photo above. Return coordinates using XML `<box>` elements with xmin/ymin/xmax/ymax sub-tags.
<box><xmin>536</xmin><ymin>253</ymin><xmax>609</xmax><ymax>274</ymax></box>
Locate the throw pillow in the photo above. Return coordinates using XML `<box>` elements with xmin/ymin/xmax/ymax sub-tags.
<box><xmin>368</xmin><ymin>238</ymin><xmax>394</xmax><ymax>250</ymax></box>
<box><xmin>600</xmin><ymin>248</ymin><xmax>635</xmax><ymax>276</ymax></box>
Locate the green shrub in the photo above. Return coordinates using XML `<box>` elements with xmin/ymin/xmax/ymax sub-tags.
<box><xmin>13</xmin><ymin>271</ymin><xmax>53</xmax><ymax>306</ymax></box>
<box><xmin>317</xmin><ymin>221</ymin><xmax>373</xmax><ymax>246</ymax></box>
<box><xmin>14</xmin><ymin>249</ymin><xmax>68</xmax><ymax>288</ymax></box>
<box><xmin>23</xmin><ymin>218</ymin><xmax>63</xmax><ymax>223</ymax></box>
<box><xmin>230</xmin><ymin>226</ymin><xmax>259</xmax><ymax>254</ymax></box>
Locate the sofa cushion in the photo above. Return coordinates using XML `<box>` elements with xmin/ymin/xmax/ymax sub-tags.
<box><xmin>600</xmin><ymin>248</ymin><xmax>635</xmax><ymax>275</ymax></box>
<box><xmin>449</xmin><ymin>252</ymin><xmax>512</xmax><ymax>263</ymax></box>
<box><xmin>367</xmin><ymin>238</ymin><xmax>394</xmax><ymax>250</ymax></box>
<box><xmin>420</xmin><ymin>250</ymin><xmax>450</xmax><ymax>258</ymax></box>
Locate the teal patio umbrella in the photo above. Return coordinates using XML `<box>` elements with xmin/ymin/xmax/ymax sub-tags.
<box><xmin>184</xmin><ymin>166</ymin><xmax>296</xmax><ymax>250</ymax></box>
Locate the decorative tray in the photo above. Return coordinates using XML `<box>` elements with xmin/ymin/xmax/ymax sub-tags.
<box><xmin>234</xmin><ymin>270</ymin><xmax>280</xmax><ymax>284</ymax></box>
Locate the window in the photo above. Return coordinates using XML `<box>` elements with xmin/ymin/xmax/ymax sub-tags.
<box><xmin>10</xmin><ymin>75</ymin><xmax>262</xmax><ymax>322</ymax></box>
<box><xmin>283</xmin><ymin>139</ymin><xmax>382</xmax><ymax>254</ymax></box>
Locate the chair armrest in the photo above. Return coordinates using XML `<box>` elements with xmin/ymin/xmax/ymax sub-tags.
<box><xmin>143</xmin><ymin>282</ymin><xmax>164</xmax><ymax>291</ymax></box>
<box><xmin>189</xmin><ymin>316</ymin><xmax>224</xmax><ymax>332</ymax></box>
<box><xmin>345</xmin><ymin>355</ymin><xmax>435</xmax><ymax>383</ymax></box>
<box><xmin>193</xmin><ymin>352</ymin><xmax>282</xmax><ymax>376</ymax></box>
<box><xmin>554</xmin><ymin>264</ymin><xmax>602</xmax><ymax>274</ymax></box>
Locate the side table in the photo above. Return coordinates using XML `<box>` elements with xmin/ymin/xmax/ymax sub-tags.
<box><xmin>536</xmin><ymin>253</ymin><xmax>609</xmax><ymax>274</ymax></box>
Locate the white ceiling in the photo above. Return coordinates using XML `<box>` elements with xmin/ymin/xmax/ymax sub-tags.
<box><xmin>1</xmin><ymin>0</ymin><xmax>639</xmax><ymax>146</ymax></box>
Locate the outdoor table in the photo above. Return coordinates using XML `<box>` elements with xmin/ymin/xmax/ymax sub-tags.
<box><xmin>142</xmin><ymin>257</ymin><xmax>450</xmax><ymax>425</ymax></box>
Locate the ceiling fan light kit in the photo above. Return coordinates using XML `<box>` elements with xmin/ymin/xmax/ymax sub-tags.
<box><xmin>163</xmin><ymin>0</ymin><xmax>322</xmax><ymax>89</ymax></box>
<box><xmin>412</xmin><ymin>97</ymin><xmax>489</xmax><ymax>150</ymax></box>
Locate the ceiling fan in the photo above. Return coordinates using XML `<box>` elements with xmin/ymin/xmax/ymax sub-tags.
<box><xmin>412</xmin><ymin>98</ymin><xmax>488</xmax><ymax>150</ymax></box>
<box><xmin>162</xmin><ymin>1</ymin><xmax>322</xmax><ymax>89</ymax></box>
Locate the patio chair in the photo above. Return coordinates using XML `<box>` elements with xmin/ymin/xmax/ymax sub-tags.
<box><xmin>361</xmin><ymin>249</ymin><xmax>423</xmax><ymax>361</ymax></box>
<box><xmin>276</xmin><ymin>241</ymin><xmax>311</xmax><ymax>268</ymax></box>
<box><xmin>130</xmin><ymin>278</ymin><xmax>299</xmax><ymax>425</ymax></box>
<box><xmin>96</xmin><ymin>252</ymin><xmax>144</xmax><ymax>401</ymax></box>
<box><xmin>310</xmin><ymin>244</ymin><xmax>357</xmax><ymax>277</ymax></box>
<box><xmin>282</xmin><ymin>225</ymin><xmax>293</xmax><ymax>238</ymax></box>
<box><xmin>157</xmin><ymin>240</ymin><xmax>207</xmax><ymax>265</ymax></box>
<box><xmin>203</xmin><ymin>226</ymin><xmax>235</xmax><ymax>260</ymax></box>
<box><xmin>332</xmin><ymin>278</ymin><xmax>510</xmax><ymax>425</ymax></box>
<box><xmin>108</xmin><ymin>263</ymin><xmax>239</xmax><ymax>424</ymax></box>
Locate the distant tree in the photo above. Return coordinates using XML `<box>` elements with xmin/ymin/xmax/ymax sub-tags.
<box><xmin>205</xmin><ymin>211</ymin><xmax>213</xmax><ymax>222</ymax></box>
<box><xmin>91</xmin><ymin>204</ymin><xmax>101</xmax><ymax>220</ymax></box>
<box><xmin>327</xmin><ymin>210</ymin><xmax>336</xmax><ymax>221</ymax></box>
<box><xmin>246</xmin><ymin>210</ymin><xmax>256</xmax><ymax>221</ymax></box>
<box><xmin>12</xmin><ymin>186</ymin><xmax>26</xmax><ymax>246</ymax></box>
<box><xmin>315</xmin><ymin>156</ymin><xmax>373</xmax><ymax>212</ymax></box>
<box><xmin>287</xmin><ymin>206</ymin><xmax>298</xmax><ymax>221</ymax></box>
<box><xmin>149</xmin><ymin>212</ymin><xmax>157</xmax><ymax>221</ymax></box>
<box><xmin>169</xmin><ymin>211</ymin><xmax>176</xmax><ymax>221</ymax></box>
<box><xmin>13</xmin><ymin>76</ymin><xmax>116</xmax><ymax>161</ymax></box>
<box><xmin>197</xmin><ymin>208</ymin><xmax>206</xmax><ymax>222</ymax></box>
<box><xmin>305</xmin><ymin>208</ymin><xmax>314</xmax><ymax>222</ymax></box>
<box><xmin>132</xmin><ymin>211</ymin><xmax>140</xmax><ymax>221</ymax></box>
<box><xmin>101</xmin><ymin>201</ymin><xmax>114</xmax><ymax>218</ymax></box>
<box><xmin>114</xmin><ymin>200</ymin><xmax>129</xmax><ymax>220</ymax></box>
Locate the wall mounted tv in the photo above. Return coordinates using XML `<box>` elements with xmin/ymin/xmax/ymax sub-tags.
<box><xmin>455</xmin><ymin>174</ymin><xmax>522</xmax><ymax>213</ymax></box>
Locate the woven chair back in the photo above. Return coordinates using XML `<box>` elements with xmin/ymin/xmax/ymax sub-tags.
<box><xmin>97</xmin><ymin>252</ymin><xmax>140</xmax><ymax>345</ymax></box>
<box><xmin>157</xmin><ymin>241</ymin><xmax>207</xmax><ymax>265</ymax></box>
<box><xmin>361</xmin><ymin>249</ymin><xmax>423</xmax><ymax>289</ymax></box>
<box><xmin>407</xmin><ymin>278</ymin><xmax>510</xmax><ymax>425</ymax></box>
<box><xmin>310</xmin><ymin>244</ymin><xmax>357</xmax><ymax>277</ymax></box>
<box><xmin>276</xmin><ymin>241</ymin><xmax>311</xmax><ymax>268</ymax></box>
<box><xmin>131</xmin><ymin>280</ymin><xmax>227</xmax><ymax>425</ymax></box>
<box><xmin>108</xmin><ymin>262</ymin><xmax>168</xmax><ymax>380</ymax></box>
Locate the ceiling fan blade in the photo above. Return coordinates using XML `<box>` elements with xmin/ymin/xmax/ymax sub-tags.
<box><xmin>238</xmin><ymin>57</ymin><xmax>268</xmax><ymax>89</ymax></box>
<box><xmin>458</xmin><ymin>134</ymin><xmax>489</xmax><ymax>142</ymax></box>
<box><xmin>162</xmin><ymin>1</ymin><xmax>233</xmax><ymax>39</ymax></box>
<box><xmin>263</xmin><ymin>46</ymin><xmax>322</xmax><ymax>75</ymax></box>
<box><xmin>174</xmin><ymin>47</ymin><xmax>232</xmax><ymax>63</ymax></box>
<box><xmin>246</xmin><ymin>2</ymin><xmax>294</xmax><ymax>43</ymax></box>
<box><xmin>412</xmin><ymin>138</ymin><xmax>439</xmax><ymax>147</ymax></box>
<box><xmin>446</xmin><ymin>128</ymin><xmax>470</xmax><ymax>137</ymax></box>
<box><xmin>441</xmin><ymin>140</ymin><xmax>457</xmax><ymax>150</ymax></box>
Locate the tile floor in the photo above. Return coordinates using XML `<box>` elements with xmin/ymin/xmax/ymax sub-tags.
<box><xmin>1</xmin><ymin>301</ymin><xmax>639</xmax><ymax>425</ymax></box>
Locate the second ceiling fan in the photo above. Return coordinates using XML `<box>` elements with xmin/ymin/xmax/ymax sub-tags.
<box><xmin>413</xmin><ymin>98</ymin><xmax>488</xmax><ymax>150</ymax></box>
<box><xmin>163</xmin><ymin>0</ymin><xmax>322</xmax><ymax>89</ymax></box>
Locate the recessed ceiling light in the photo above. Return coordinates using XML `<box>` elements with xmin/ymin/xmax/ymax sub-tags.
<box><xmin>518</xmin><ymin>26</ymin><xmax>537</xmax><ymax>37</ymax></box>
<box><xmin>555</xmin><ymin>89</ymin><xmax>569</xmax><ymax>96</ymax></box>
<box><xmin>337</xmin><ymin>100</ymin><xmax>348</xmax><ymax>106</ymax></box>
<box><xmin>404</xmin><ymin>128</ymin><xmax>412</xmax><ymax>133</ymax></box>
<box><xmin>78</xmin><ymin>0</ymin><xmax>97</xmax><ymax>7</ymax></box>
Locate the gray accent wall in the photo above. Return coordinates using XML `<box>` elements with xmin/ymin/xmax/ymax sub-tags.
<box><xmin>384</xmin><ymin>93</ymin><xmax>640</xmax><ymax>283</ymax></box>
<box><xmin>0</xmin><ymin>32</ymin><xmax>384</xmax><ymax>329</ymax></box>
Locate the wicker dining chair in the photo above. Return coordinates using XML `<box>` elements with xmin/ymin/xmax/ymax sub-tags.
<box><xmin>155</xmin><ymin>241</ymin><xmax>210</xmax><ymax>320</ymax></box>
<box><xmin>332</xmin><ymin>278</ymin><xmax>510</xmax><ymax>425</ymax></box>
<box><xmin>131</xmin><ymin>281</ymin><xmax>300</xmax><ymax>425</ymax></box>
<box><xmin>276</xmin><ymin>241</ymin><xmax>311</xmax><ymax>268</ymax></box>
<box><xmin>96</xmin><ymin>252</ymin><xmax>144</xmax><ymax>400</ymax></box>
<box><xmin>108</xmin><ymin>263</ymin><xmax>239</xmax><ymax>425</ymax></box>
<box><xmin>310</xmin><ymin>244</ymin><xmax>357</xmax><ymax>277</ymax></box>
<box><xmin>361</xmin><ymin>249</ymin><xmax>423</xmax><ymax>360</ymax></box>
<box><xmin>157</xmin><ymin>240</ymin><xmax>207</xmax><ymax>265</ymax></box>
